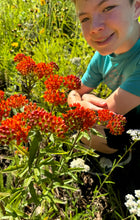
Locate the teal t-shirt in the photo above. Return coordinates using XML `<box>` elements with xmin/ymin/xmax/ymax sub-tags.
<box><xmin>82</xmin><ymin>38</ymin><xmax>140</xmax><ymax>121</ymax></box>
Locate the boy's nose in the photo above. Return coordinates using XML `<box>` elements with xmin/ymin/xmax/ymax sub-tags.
<box><xmin>90</xmin><ymin>15</ymin><xmax>104</xmax><ymax>33</ymax></box>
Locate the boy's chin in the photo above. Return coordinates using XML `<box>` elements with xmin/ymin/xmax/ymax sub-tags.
<box><xmin>97</xmin><ymin>50</ymin><xmax>113</xmax><ymax>56</ymax></box>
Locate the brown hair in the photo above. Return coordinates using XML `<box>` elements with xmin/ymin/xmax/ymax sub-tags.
<box><xmin>72</xmin><ymin>0</ymin><xmax>134</xmax><ymax>5</ymax></box>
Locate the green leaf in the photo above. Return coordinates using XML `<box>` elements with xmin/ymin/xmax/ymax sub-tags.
<box><xmin>90</xmin><ymin>127</ymin><xmax>104</xmax><ymax>138</ymax></box>
<box><xmin>2</xmin><ymin>164</ymin><xmax>25</xmax><ymax>173</ymax></box>
<box><xmin>23</xmin><ymin>176</ymin><xmax>33</xmax><ymax>187</ymax></box>
<box><xmin>0</xmin><ymin>192</ymin><xmax>10</xmax><ymax>201</ymax></box>
<box><xmin>28</xmin><ymin>130</ymin><xmax>42</xmax><ymax>169</ymax></box>
<box><xmin>0</xmin><ymin>172</ymin><xmax>4</xmax><ymax>191</ymax></box>
<box><xmin>29</xmin><ymin>182</ymin><xmax>40</xmax><ymax>205</ymax></box>
<box><xmin>53</xmin><ymin>182</ymin><xmax>77</xmax><ymax>191</ymax></box>
<box><xmin>9</xmin><ymin>191</ymin><xmax>23</xmax><ymax>205</ymax></box>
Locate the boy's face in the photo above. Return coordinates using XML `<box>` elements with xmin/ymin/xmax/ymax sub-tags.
<box><xmin>76</xmin><ymin>0</ymin><xmax>140</xmax><ymax>55</ymax></box>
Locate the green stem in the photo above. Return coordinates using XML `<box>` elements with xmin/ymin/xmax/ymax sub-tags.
<box><xmin>58</xmin><ymin>130</ymin><xmax>81</xmax><ymax>174</ymax></box>
<box><xmin>69</xmin><ymin>130</ymin><xmax>81</xmax><ymax>157</ymax></box>
<box><xmin>93</xmin><ymin>141</ymin><xmax>137</xmax><ymax>199</ymax></box>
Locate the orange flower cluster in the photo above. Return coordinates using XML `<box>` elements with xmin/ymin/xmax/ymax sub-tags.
<box><xmin>14</xmin><ymin>54</ymin><xmax>59</xmax><ymax>79</ymax></box>
<box><xmin>6</xmin><ymin>94</ymin><xmax>29</xmax><ymax>109</ymax></box>
<box><xmin>0</xmin><ymin>100</ymin><xmax>11</xmax><ymax>122</ymax></box>
<box><xmin>14</xmin><ymin>53</ymin><xmax>27</xmax><ymax>62</ymax></box>
<box><xmin>106</xmin><ymin>114</ymin><xmax>127</xmax><ymax>135</ymax></box>
<box><xmin>98</xmin><ymin>109</ymin><xmax>127</xmax><ymax>135</ymax></box>
<box><xmin>0</xmin><ymin>91</ymin><xmax>4</xmax><ymax>101</ymax></box>
<box><xmin>44</xmin><ymin>74</ymin><xmax>81</xmax><ymax>106</ymax></box>
<box><xmin>26</xmin><ymin>107</ymin><xmax>68</xmax><ymax>138</ymax></box>
<box><xmin>63</xmin><ymin>103</ymin><xmax>97</xmax><ymax>131</ymax></box>
<box><xmin>16</xmin><ymin>56</ymin><xmax>36</xmax><ymax>76</ymax></box>
<box><xmin>63</xmin><ymin>105</ymin><xmax>126</xmax><ymax>135</ymax></box>
<box><xmin>63</xmin><ymin>75</ymin><xmax>81</xmax><ymax>90</ymax></box>
<box><xmin>0</xmin><ymin>100</ymin><xmax>68</xmax><ymax>145</ymax></box>
<box><xmin>0</xmin><ymin>91</ymin><xmax>29</xmax><ymax>122</ymax></box>
<box><xmin>0</xmin><ymin>113</ymin><xmax>31</xmax><ymax>146</ymax></box>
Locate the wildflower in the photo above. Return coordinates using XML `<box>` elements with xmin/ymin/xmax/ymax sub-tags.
<box><xmin>125</xmin><ymin>190</ymin><xmax>140</xmax><ymax>217</ymax></box>
<box><xmin>135</xmin><ymin>190</ymin><xmax>140</xmax><ymax>198</ymax></box>
<box><xmin>11</xmin><ymin>42</ymin><xmax>19</xmax><ymax>48</ymax></box>
<box><xmin>14</xmin><ymin>53</ymin><xmax>27</xmax><ymax>62</ymax></box>
<box><xmin>44</xmin><ymin>74</ymin><xmax>81</xmax><ymax>106</ymax></box>
<box><xmin>39</xmin><ymin>28</ymin><xmax>45</xmax><ymax>34</ymax></box>
<box><xmin>63</xmin><ymin>75</ymin><xmax>81</xmax><ymax>90</ymax></box>
<box><xmin>0</xmin><ymin>91</ymin><xmax>5</xmax><ymax>101</ymax></box>
<box><xmin>26</xmin><ymin>108</ymin><xmax>68</xmax><ymax>138</ymax></box>
<box><xmin>0</xmin><ymin>100</ymin><xmax>11</xmax><ymax>122</ymax></box>
<box><xmin>98</xmin><ymin>109</ymin><xmax>127</xmax><ymax>135</ymax></box>
<box><xmin>16</xmin><ymin>56</ymin><xmax>36</xmax><ymax>75</ymax></box>
<box><xmin>44</xmin><ymin>89</ymin><xmax>67</xmax><ymax>106</ymax></box>
<box><xmin>44</xmin><ymin>75</ymin><xmax>67</xmax><ymax>105</ymax></box>
<box><xmin>35</xmin><ymin>62</ymin><xmax>58</xmax><ymax>79</ymax></box>
<box><xmin>40</xmin><ymin>0</ymin><xmax>46</xmax><ymax>5</ymax></box>
<box><xmin>98</xmin><ymin>109</ymin><xmax>114</xmax><ymax>122</ymax></box>
<box><xmin>0</xmin><ymin>113</ymin><xmax>31</xmax><ymax>146</ymax></box>
<box><xmin>6</xmin><ymin>94</ymin><xmax>28</xmax><ymax>109</ymax></box>
<box><xmin>63</xmin><ymin>103</ymin><xmax>97</xmax><ymax>131</ymax></box>
<box><xmin>70</xmin><ymin>158</ymin><xmax>90</xmax><ymax>172</ymax></box>
<box><xmin>127</xmin><ymin>129</ymin><xmax>140</xmax><ymax>141</ymax></box>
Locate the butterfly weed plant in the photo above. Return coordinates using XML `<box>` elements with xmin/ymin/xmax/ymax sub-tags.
<box><xmin>0</xmin><ymin>53</ymin><xmax>127</xmax><ymax>219</ymax></box>
<box><xmin>0</xmin><ymin>0</ymin><xmax>134</xmax><ymax>219</ymax></box>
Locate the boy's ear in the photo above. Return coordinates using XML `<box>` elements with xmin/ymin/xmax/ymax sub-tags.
<box><xmin>134</xmin><ymin>1</ymin><xmax>140</xmax><ymax>20</ymax></box>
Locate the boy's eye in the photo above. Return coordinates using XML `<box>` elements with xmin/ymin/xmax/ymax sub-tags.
<box><xmin>81</xmin><ymin>17</ymin><xmax>89</xmax><ymax>23</ymax></box>
<box><xmin>103</xmin><ymin>6</ymin><xmax>116</xmax><ymax>12</ymax></box>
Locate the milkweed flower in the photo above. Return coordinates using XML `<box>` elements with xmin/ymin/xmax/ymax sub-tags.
<box><xmin>63</xmin><ymin>103</ymin><xmax>97</xmax><ymax>131</ymax></box>
<box><xmin>125</xmin><ymin>190</ymin><xmax>140</xmax><ymax>217</ymax></box>
<box><xmin>16</xmin><ymin>56</ymin><xmax>36</xmax><ymax>75</ymax></box>
<box><xmin>25</xmin><ymin>107</ymin><xmax>68</xmax><ymax>138</ymax></box>
<box><xmin>0</xmin><ymin>113</ymin><xmax>31</xmax><ymax>146</ymax></box>
<box><xmin>44</xmin><ymin>74</ymin><xmax>81</xmax><ymax>106</ymax></box>
<box><xmin>14</xmin><ymin>53</ymin><xmax>27</xmax><ymax>62</ymax></box>
<box><xmin>0</xmin><ymin>100</ymin><xmax>11</xmax><ymax>122</ymax></box>
<box><xmin>70</xmin><ymin>158</ymin><xmax>90</xmax><ymax>172</ymax></box>
<box><xmin>63</xmin><ymin>75</ymin><xmax>81</xmax><ymax>90</ymax></box>
<box><xmin>98</xmin><ymin>109</ymin><xmax>126</xmax><ymax>135</ymax></box>
<box><xmin>6</xmin><ymin>94</ymin><xmax>29</xmax><ymax>109</ymax></box>
<box><xmin>0</xmin><ymin>91</ymin><xmax>5</xmax><ymax>101</ymax></box>
<box><xmin>35</xmin><ymin>62</ymin><xmax>59</xmax><ymax>79</ymax></box>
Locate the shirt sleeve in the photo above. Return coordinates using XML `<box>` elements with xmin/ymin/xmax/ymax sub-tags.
<box><xmin>120</xmin><ymin>68</ymin><xmax>140</xmax><ymax>97</ymax></box>
<box><xmin>81</xmin><ymin>51</ymin><xmax>103</xmax><ymax>88</ymax></box>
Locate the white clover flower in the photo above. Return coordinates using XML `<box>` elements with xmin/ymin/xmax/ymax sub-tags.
<box><xmin>70</xmin><ymin>158</ymin><xmax>90</xmax><ymax>172</ymax></box>
<box><xmin>125</xmin><ymin>194</ymin><xmax>135</xmax><ymax>201</ymax></box>
<box><xmin>136</xmin><ymin>207</ymin><xmax>140</xmax><ymax>217</ymax></box>
<box><xmin>127</xmin><ymin>129</ymin><xmax>140</xmax><ymax>141</ymax></box>
<box><xmin>135</xmin><ymin>190</ymin><xmax>140</xmax><ymax>198</ymax></box>
<box><xmin>125</xmin><ymin>190</ymin><xmax>140</xmax><ymax>218</ymax></box>
<box><xmin>129</xmin><ymin>208</ymin><xmax>138</xmax><ymax>215</ymax></box>
<box><xmin>125</xmin><ymin>200</ymin><xmax>137</xmax><ymax>209</ymax></box>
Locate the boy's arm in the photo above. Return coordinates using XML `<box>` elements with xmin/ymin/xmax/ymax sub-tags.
<box><xmin>106</xmin><ymin>87</ymin><xmax>140</xmax><ymax>115</ymax></box>
<box><xmin>67</xmin><ymin>83</ymin><xmax>107</xmax><ymax>111</ymax></box>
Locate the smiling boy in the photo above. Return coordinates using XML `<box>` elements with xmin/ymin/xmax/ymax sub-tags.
<box><xmin>68</xmin><ymin>0</ymin><xmax>140</xmax><ymax>197</ymax></box>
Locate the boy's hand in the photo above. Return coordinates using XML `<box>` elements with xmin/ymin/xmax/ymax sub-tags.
<box><xmin>67</xmin><ymin>83</ymin><xmax>108</xmax><ymax>111</ymax></box>
<box><xmin>82</xmin><ymin>93</ymin><xmax>108</xmax><ymax>110</ymax></box>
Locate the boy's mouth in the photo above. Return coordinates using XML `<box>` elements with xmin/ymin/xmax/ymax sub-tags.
<box><xmin>95</xmin><ymin>33</ymin><xmax>114</xmax><ymax>45</ymax></box>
